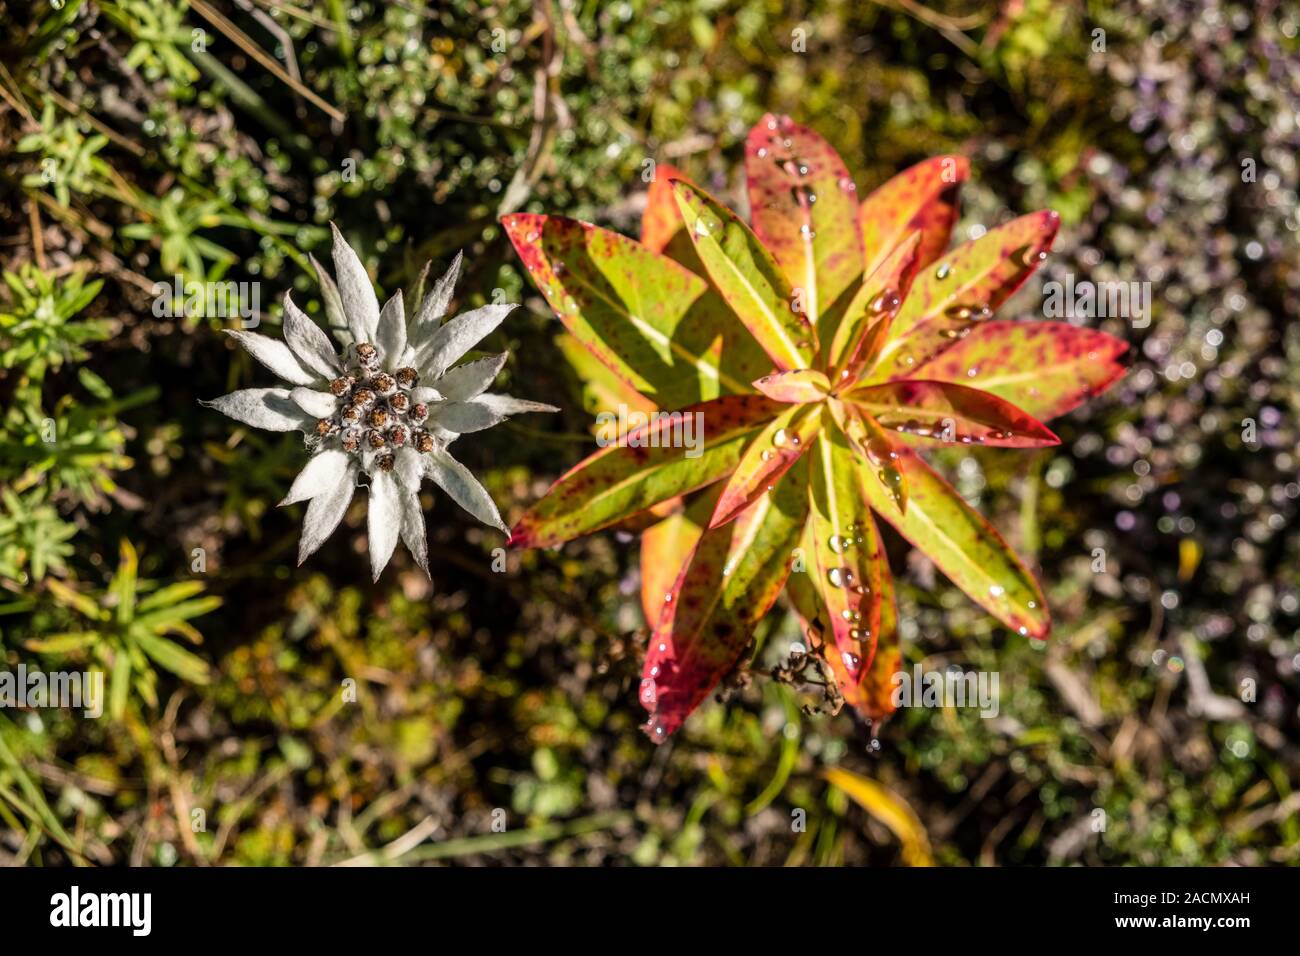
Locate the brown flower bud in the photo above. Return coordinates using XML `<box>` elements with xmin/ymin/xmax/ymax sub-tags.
<box><xmin>352</xmin><ymin>387</ymin><xmax>376</xmax><ymax>407</ymax></box>
<box><xmin>355</xmin><ymin>343</ymin><xmax>379</xmax><ymax>367</ymax></box>
<box><xmin>329</xmin><ymin>376</ymin><xmax>354</xmax><ymax>397</ymax></box>
<box><xmin>341</xmin><ymin>404</ymin><xmax>363</xmax><ymax>423</ymax></box>
<box><xmin>389</xmin><ymin>425</ymin><xmax>408</xmax><ymax>447</ymax></box>
<box><xmin>389</xmin><ymin>392</ymin><xmax>410</xmax><ymax>413</ymax></box>
<box><xmin>367</xmin><ymin>407</ymin><xmax>389</xmax><ymax>429</ymax></box>
<box><xmin>341</xmin><ymin>429</ymin><xmax>362</xmax><ymax>452</ymax></box>
<box><xmin>413</xmin><ymin>430</ymin><xmax>434</xmax><ymax>453</ymax></box>
<box><xmin>315</xmin><ymin>418</ymin><xmax>337</xmax><ymax>437</ymax></box>
<box><xmin>395</xmin><ymin>367</ymin><xmax>419</xmax><ymax>389</ymax></box>
<box><xmin>372</xmin><ymin>372</ymin><xmax>396</xmax><ymax>396</ymax></box>
<box><xmin>376</xmin><ymin>453</ymin><xmax>396</xmax><ymax>472</ymax></box>
<box><xmin>410</xmin><ymin>402</ymin><xmax>429</xmax><ymax>423</ymax></box>
<box><xmin>367</xmin><ymin>429</ymin><xmax>387</xmax><ymax>449</ymax></box>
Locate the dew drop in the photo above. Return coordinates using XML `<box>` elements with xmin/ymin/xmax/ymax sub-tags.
<box><xmin>1018</xmin><ymin>626</ymin><xmax>1029</xmax><ymax>636</ymax></box>
<box><xmin>989</xmin><ymin>584</ymin><xmax>1005</xmax><ymax>597</ymax></box>
<box><xmin>828</xmin><ymin>535</ymin><xmax>851</xmax><ymax>554</ymax></box>
<box><xmin>639</xmin><ymin>679</ymin><xmax>658</xmax><ymax>707</ymax></box>
<box><xmin>772</xmin><ymin>428</ymin><xmax>789</xmax><ymax>447</ymax></box>
<box><xmin>935</xmin><ymin>263</ymin><xmax>952</xmax><ymax>280</ymax></box>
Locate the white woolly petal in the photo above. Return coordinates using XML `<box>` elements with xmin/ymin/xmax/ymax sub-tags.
<box><xmin>283</xmin><ymin>292</ymin><xmax>342</xmax><ymax>379</ymax></box>
<box><xmin>436</xmin><ymin>353</ymin><xmax>508</xmax><ymax>402</ymax></box>
<box><xmin>375</xmin><ymin>289</ymin><xmax>407</xmax><ymax>366</ymax></box>
<box><xmin>395</xmin><ymin>446</ymin><xmax>423</xmax><ymax>490</ymax></box>
<box><xmin>367</xmin><ymin>468</ymin><xmax>402</xmax><ymax>582</ymax></box>
<box><xmin>225</xmin><ymin>330</ymin><xmax>317</xmax><ymax>386</ymax></box>
<box><xmin>427</xmin><ymin>400</ymin><xmax>502</xmax><ymax>434</ymax></box>
<box><xmin>330</xmin><ymin>223</ymin><xmax>380</xmax><ymax>346</ymax></box>
<box><xmin>201</xmin><ymin>388</ymin><xmax>313</xmax><ymax>432</ymax></box>
<box><xmin>298</xmin><ymin>460</ymin><xmax>358</xmax><ymax>564</ymax></box>
<box><xmin>280</xmin><ymin>448</ymin><xmax>352</xmax><ymax>506</ymax></box>
<box><xmin>474</xmin><ymin>393</ymin><xmax>560</xmax><ymax>416</ymax></box>
<box><xmin>309</xmin><ymin>253</ymin><xmax>353</xmax><ymax>349</ymax></box>
<box><xmin>399</xmin><ymin>487</ymin><xmax>429</xmax><ymax>578</ymax></box>
<box><xmin>407</xmin><ymin>251</ymin><xmax>462</xmax><ymax>353</ymax></box>
<box><xmin>410</xmin><ymin>386</ymin><xmax>444</xmax><ymax>404</ymax></box>
<box><xmin>424</xmin><ymin>447</ymin><xmax>507</xmax><ymax>532</ymax></box>
<box><xmin>290</xmin><ymin>387</ymin><xmax>337</xmax><ymax>418</ymax></box>
<box><xmin>416</xmin><ymin>303</ymin><xmax>514</xmax><ymax>378</ymax></box>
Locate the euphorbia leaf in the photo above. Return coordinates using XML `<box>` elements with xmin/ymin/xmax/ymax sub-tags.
<box><xmin>806</xmin><ymin>429</ymin><xmax>885</xmax><ymax>682</ymax></box>
<box><xmin>508</xmin><ymin>394</ymin><xmax>780</xmax><ymax>548</ymax></box>
<box><xmin>848</xmin><ymin>380</ymin><xmax>1060</xmax><ymax>447</ymax></box>
<box><xmin>555</xmin><ymin>332</ymin><xmax>658</xmax><ymax>438</ymax></box>
<box><xmin>641</xmin><ymin>467</ymin><xmax>810</xmax><ymax>742</ymax></box>
<box><xmin>671</xmin><ymin>180</ymin><xmax>817</xmax><ymax>371</ymax></box>
<box><xmin>828</xmin><ymin>401</ymin><xmax>908</xmax><ymax>515</ymax></box>
<box><xmin>639</xmin><ymin>489</ymin><xmax>716</xmax><ymax>629</ymax></box>
<box><xmin>871</xmin><ymin>211</ymin><xmax>1060</xmax><ymax>380</ymax></box>
<box><xmin>910</xmin><ymin>321</ymin><xmax>1129</xmax><ymax>422</ymax></box>
<box><xmin>746</xmin><ymin>113</ymin><xmax>863</xmax><ymax>324</ymax></box>
<box><xmin>502</xmin><ymin>213</ymin><xmax>756</xmax><ymax>406</ymax></box>
<box><xmin>709</xmin><ymin>403</ymin><xmax>821</xmax><ymax>528</ymax></box>
<box><xmin>825</xmin><ymin>555</ymin><xmax>901</xmax><ymax>720</ymax></box>
<box><xmin>860</xmin><ymin>155</ymin><xmax>969</xmax><ymax>278</ymax></box>
<box><xmin>640</xmin><ymin>163</ymin><xmax>690</xmax><ymax>255</ymax></box>
<box><xmin>752</xmin><ymin>368</ymin><xmax>830</xmax><ymax>403</ymax></box>
<box><xmin>857</xmin><ymin>446</ymin><xmax>1050</xmax><ymax>638</ymax></box>
<box><xmin>828</xmin><ymin>231</ymin><xmax>922</xmax><ymax>377</ymax></box>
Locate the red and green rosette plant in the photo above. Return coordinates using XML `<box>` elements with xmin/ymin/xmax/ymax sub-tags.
<box><xmin>503</xmin><ymin>114</ymin><xmax>1128</xmax><ymax>743</ymax></box>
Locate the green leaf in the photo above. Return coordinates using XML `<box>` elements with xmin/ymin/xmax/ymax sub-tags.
<box><xmin>806</xmin><ymin>428</ymin><xmax>886</xmax><ymax>681</ymax></box>
<box><xmin>509</xmin><ymin>395</ymin><xmax>780</xmax><ymax>548</ymax></box>
<box><xmin>860</xmin><ymin>155</ymin><xmax>969</xmax><ymax>279</ymax></box>
<box><xmin>858</xmin><ymin>446</ymin><xmax>1050</xmax><ymax>638</ymax></box>
<box><xmin>828</xmin><ymin>401</ymin><xmax>908</xmax><ymax>515</ymax></box>
<box><xmin>502</xmin><ymin>213</ymin><xmax>765</xmax><ymax>407</ymax></box>
<box><xmin>909</xmin><ymin>320</ymin><xmax>1129</xmax><ymax>421</ymax></box>
<box><xmin>829</xmin><ymin>231</ymin><xmax>921</xmax><ymax>377</ymax></box>
<box><xmin>746</xmin><ymin>114</ymin><xmax>863</xmax><ymax>324</ymax></box>
<box><xmin>110</xmin><ymin>539</ymin><xmax>138</xmax><ymax>625</ymax></box>
<box><xmin>871</xmin><ymin>211</ymin><xmax>1061</xmax><ymax>380</ymax></box>
<box><xmin>641</xmin><ymin>466</ymin><xmax>810</xmax><ymax>741</ymax></box>
<box><xmin>135</xmin><ymin>632</ymin><xmax>211</xmax><ymax>685</ymax></box>
<box><xmin>847</xmin><ymin>380</ymin><xmax>1060</xmax><ymax>447</ymax></box>
<box><xmin>671</xmin><ymin>181</ymin><xmax>816</xmax><ymax>371</ymax></box>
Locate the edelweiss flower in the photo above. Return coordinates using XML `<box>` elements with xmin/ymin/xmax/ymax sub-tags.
<box><xmin>203</xmin><ymin>226</ymin><xmax>557</xmax><ymax>580</ymax></box>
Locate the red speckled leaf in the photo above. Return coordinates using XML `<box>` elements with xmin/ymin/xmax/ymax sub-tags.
<box><xmin>746</xmin><ymin>113</ymin><xmax>864</xmax><ymax>326</ymax></box>
<box><xmin>828</xmin><ymin>231</ymin><xmax>922</xmax><ymax>378</ymax></box>
<box><xmin>870</xmin><ymin>211</ymin><xmax>1061</xmax><ymax>381</ymax></box>
<box><xmin>509</xmin><ymin>394</ymin><xmax>781</xmax><ymax>548</ymax></box>
<box><xmin>860</xmin><ymin>155</ymin><xmax>969</xmax><ymax>278</ymax></box>
<box><xmin>848</xmin><ymin>380</ymin><xmax>1060</xmax><ymax>448</ymax></box>
<box><xmin>709</xmin><ymin>403</ymin><xmax>820</xmax><ymax>528</ymax></box>
<box><xmin>806</xmin><ymin>428</ymin><xmax>885</xmax><ymax>683</ymax></box>
<box><xmin>752</xmin><ymin>368</ymin><xmax>830</xmax><ymax>403</ymax></box>
<box><xmin>641</xmin><ymin>466</ymin><xmax>810</xmax><ymax>742</ymax></box>
<box><xmin>503</xmin><ymin>212</ymin><xmax>758</xmax><ymax>407</ymax></box>
<box><xmin>785</xmin><ymin>543</ymin><xmax>900</xmax><ymax>721</ymax></box>
<box><xmin>639</xmin><ymin>487</ymin><xmax>718</xmax><ymax>629</ymax></box>
<box><xmin>858</xmin><ymin>446</ymin><xmax>1050</xmax><ymax>638</ymax></box>
<box><xmin>828</xmin><ymin>400</ymin><xmax>908</xmax><ymax>515</ymax></box>
<box><xmin>909</xmin><ymin>321</ymin><xmax>1129</xmax><ymax>422</ymax></box>
<box><xmin>672</xmin><ymin>180</ymin><xmax>817</xmax><ymax>372</ymax></box>
<box><xmin>641</xmin><ymin>163</ymin><xmax>690</xmax><ymax>255</ymax></box>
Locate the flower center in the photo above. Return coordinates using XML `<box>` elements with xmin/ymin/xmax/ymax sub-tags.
<box><xmin>313</xmin><ymin>343</ymin><xmax>432</xmax><ymax>472</ymax></box>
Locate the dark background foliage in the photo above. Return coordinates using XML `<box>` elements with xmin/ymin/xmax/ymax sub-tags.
<box><xmin>0</xmin><ymin>0</ymin><xmax>1296</xmax><ymax>865</ymax></box>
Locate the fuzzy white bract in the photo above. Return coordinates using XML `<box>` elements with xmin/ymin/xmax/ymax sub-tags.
<box><xmin>202</xmin><ymin>226</ymin><xmax>557</xmax><ymax>581</ymax></box>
